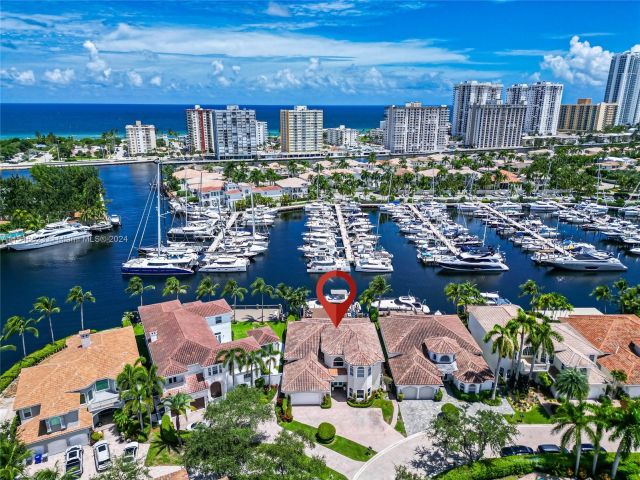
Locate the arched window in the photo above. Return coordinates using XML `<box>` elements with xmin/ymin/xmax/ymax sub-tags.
<box><xmin>467</xmin><ymin>384</ymin><xmax>477</xmax><ymax>393</ymax></box>
<box><xmin>333</xmin><ymin>357</ymin><xmax>344</xmax><ymax>367</ymax></box>
<box><xmin>439</xmin><ymin>355</ymin><xmax>451</xmax><ymax>363</ymax></box>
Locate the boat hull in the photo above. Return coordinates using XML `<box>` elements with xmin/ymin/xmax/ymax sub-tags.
<box><xmin>8</xmin><ymin>232</ymin><xmax>92</xmax><ymax>251</ymax></box>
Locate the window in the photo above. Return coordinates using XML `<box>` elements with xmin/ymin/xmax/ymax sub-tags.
<box><xmin>215</xmin><ymin>316</ymin><xmax>222</xmax><ymax>325</ymax></box>
<box><xmin>208</xmin><ymin>365</ymin><xmax>221</xmax><ymax>376</ymax></box>
<box><xmin>215</xmin><ymin>332</ymin><xmax>222</xmax><ymax>342</ymax></box>
<box><xmin>349</xmin><ymin>366</ymin><xmax>354</xmax><ymax>376</ymax></box>
<box><xmin>440</xmin><ymin>355</ymin><xmax>451</xmax><ymax>363</ymax></box>
<box><xmin>95</xmin><ymin>379</ymin><xmax>109</xmax><ymax>391</ymax></box>
<box><xmin>22</xmin><ymin>408</ymin><xmax>32</xmax><ymax>419</ymax></box>
<box><xmin>357</xmin><ymin>367</ymin><xmax>365</xmax><ymax>378</ymax></box>
<box><xmin>356</xmin><ymin>389</ymin><xmax>365</xmax><ymax>399</ymax></box>
<box><xmin>366</xmin><ymin>387</ymin><xmax>371</xmax><ymax>398</ymax></box>
<box><xmin>167</xmin><ymin>376</ymin><xmax>177</xmax><ymax>385</ymax></box>
<box><xmin>348</xmin><ymin>388</ymin><xmax>353</xmax><ymax>398</ymax></box>
<box><xmin>87</xmin><ymin>389</ymin><xmax>94</xmax><ymax>401</ymax></box>
<box><xmin>79</xmin><ymin>393</ymin><xmax>86</xmax><ymax>405</ymax></box>
<box><xmin>244</xmin><ymin>373</ymin><xmax>252</xmax><ymax>382</ymax></box>
<box><xmin>589</xmin><ymin>355</ymin><xmax>596</xmax><ymax>362</ymax></box>
<box><xmin>333</xmin><ymin>357</ymin><xmax>344</xmax><ymax>367</ymax></box>
<box><xmin>367</xmin><ymin>366</ymin><xmax>372</xmax><ymax>376</ymax></box>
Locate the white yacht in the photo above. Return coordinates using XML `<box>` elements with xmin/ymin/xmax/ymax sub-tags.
<box><xmin>437</xmin><ymin>253</ymin><xmax>509</xmax><ymax>272</ymax></box>
<box><xmin>7</xmin><ymin>220</ymin><xmax>91</xmax><ymax>251</ymax></box>
<box><xmin>354</xmin><ymin>257</ymin><xmax>393</xmax><ymax>273</ymax></box>
<box><xmin>121</xmin><ymin>256</ymin><xmax>195</xmax><ymax>276</ymax></box>
<box><xmin>546</xmin><ymin>251</ymin><xmax>627</xmax><ymax>272</ymax></box>
<box><xmin>529</xmin><ymin>201</ymin><xmax>557</xmax><ymax>212</ymax></box>
<box><xmin>307</xmin><ymin>257</ymin><xmax>350</xmax><ymax>273</ymax></box>
<box><xmin>200</xmin><ymin>255</ymin><xmax>249</xmax><ymax>272</ymax></box>
<box><xmin>377</xmin><ymin>296</ymin><xmax>430</xmax><ymax>314</ymax></box>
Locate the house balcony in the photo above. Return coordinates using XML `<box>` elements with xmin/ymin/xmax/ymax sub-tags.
<box><xmin>88</xmin><ymin>391</ymin><xmax>122</xmax><ymax>412</ymax></box>
<box><xmin>519</xmin><ymin>358</ymin><xmax>550</xmax><ymax>374</ymax></box>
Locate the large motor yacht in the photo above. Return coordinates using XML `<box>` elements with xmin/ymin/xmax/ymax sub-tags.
<box><xmin>377</xmin><ymin>295</ymin><xmax>430</xmax><ymax>314</ymax></box>
<box><xmin>546</xmin><ymin>250</ymin><xmax>627</xmax><ymax>272</ymax></box>
<box><xmin>437</xmin><ymin>251</ymin><xmax>509</xmax><ymax>272</ymax></box>
<box><xmin>7</xmin><ymin>220</ymin><xmax>91</xmax><ymax>251</ymax></box>
<box><xmin>200</xmin><ymin>255</ymin><xmax>249</xmax><ymax>272</ymax></box>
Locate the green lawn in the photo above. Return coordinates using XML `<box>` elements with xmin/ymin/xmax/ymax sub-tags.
<box><xmin>232</xmin><ymin>320</ymin><xmax>288</xmax><ymax>340</ymax></box>
<box><xmin>394</xmin><ymin>411</ymin><xmax>407</xmax><ymax>436</ymax></box>
<box><xmin>319</xmin><ymin>466</ymin><xmax>349</xmax><ymax>480</ymax></box>
<box><xmin>372</xmin><ymin>398</ymin><xmax>394</xmax><ymax>424</ymax></box>
<box><xmin>280</xmin><ymin>420</ymin><xmax>376</xmax><ymax>462</ymax></box>
<box><xmin>504</xmin><ymin>403</ymin><xmax>552</xmax><ymax>424</ymax></box>
<box><xmin>145</xmin><ymin>429</ymin><xmax>188</xmax><ymax>466</ymax></box>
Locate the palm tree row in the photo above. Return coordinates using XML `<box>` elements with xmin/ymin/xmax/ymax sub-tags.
<box><xmin>591</xmin><ymin>278</ymin><xmax>640</xmax><ymax>315</ymax></box>
<box><xmin>216</xmin><ymin>343</ymin><xmax>280</xmax><ymax>389</ymax></box>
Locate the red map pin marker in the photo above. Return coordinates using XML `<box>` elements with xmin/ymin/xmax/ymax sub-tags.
<box><xmin>316</xmin><ymin>270</ymin><xmax>357</xmax><ymax>328</ymax></box>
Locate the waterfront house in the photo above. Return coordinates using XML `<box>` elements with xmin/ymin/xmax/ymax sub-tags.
<box><xmin>252</xmin><ymin>185</ymin><xmax>283</xmax><ymax>200</ymax></box>
<box><xmin>138</xmin><ymin>299</ymin><xmax>279</xmax><ymax>409</ymax></box>
<box><xmin>281</xmin><ymin>318</ymin><xmax>384</xmax><ymax>405</ymax></box>
<box><xmin>13</xmin><ymin>327</ymin><xmax>139</xmax><ymax>455</ymax></box>
<box><xmin>275</xmin><ymin>177</ymin><xmax>309</xmax><ymax>198</ymax></box>
<box><xmin>468</xmin><ymin>305</ymin><xmax>609</xmax><ymax>399</ymax></box>
<box><xmin>379</xmin><ymin>314</ymin><xmax>493</xmax><ymax>399</ymax></box>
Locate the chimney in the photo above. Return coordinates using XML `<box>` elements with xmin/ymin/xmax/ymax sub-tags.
<box><xmin>79</xmin><ymin>330</ymin><xmax>91</xmax><ymax>348</ymax></box>
<box><xmin>149</xmin><ymin>330</ymin><xmax>158</xmax><ymax>343</ymax></box>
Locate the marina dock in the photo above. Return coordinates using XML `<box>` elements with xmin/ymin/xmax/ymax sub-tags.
<box><xmin>407</xmin><ymin>204</ymin><xmax>460</xmax><ymax>255</ymax></box>
<box><xmin>207</xmin><ymin>211</ymin><xmax>241</xmax><ymax>252</ymax></box>
<box><xmin>334</xmin><ymin>204</ymin><xmax>354</xmax><ymax>263</ymax></box>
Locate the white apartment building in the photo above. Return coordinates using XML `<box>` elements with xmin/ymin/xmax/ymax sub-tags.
<box><xmin>604</xmin><ymin>51</ymin><xmax>640</xmax><ymax>125</ymax></box>
<box><xmin>212</xmin><ymin>105</ymin><xmax>257</xmax><ymax>160</ymax></box>
<box><xmin>464</xmin><ymin>102</ymin><xmax>526</xmax><ymax>149</ymax></box>
<box><xmin>280</xmin><ymin>106</ymin><xmax>323</xmax><ymax>153</ymax></box>
<box><xmin>186</xmin><ymin>105</ymin><xmax>214</xmax><ymax>154</ymax></box>
<box><xmin>383</xmin><ymin>102</ymin><xmax>449</xmax><ymax>154</ymax></box>
<box><xmin>325</xmin><ymin>125</ymin><xmax>359</xmax><ymax>147</ymax></box>
<box><xmin>452</xmin><ymin>81</ymin><xmax>503</xmax><ymax>136</ymax></box>
<box><xmin>256</xmin><ymin>121</ymin><xmax>268</xmax><ymax>147</ymax></box>
<box><xmin>126</xmin><ymin>120</ymin><xmax>157</xmax><ymax>155</ymax></box>
<box><xmin>507</xmin><ymin>82</ymin><xmax>564</xmax><ymax>135</ymax></box>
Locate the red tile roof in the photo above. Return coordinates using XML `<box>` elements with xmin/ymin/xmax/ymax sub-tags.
<box><xmin>282</xmin><ymin>354</ymin><xmax>333</xmax><ymax>394</ymax></box>
<box><xmin>246</xmin><ymin>326</ymin><xmax>280</xmax><ymax>346</ymax></box>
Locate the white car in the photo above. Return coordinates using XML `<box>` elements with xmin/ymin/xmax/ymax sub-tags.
<box><xmin>123</xmin><ymin>442</ymin><xmax>139</xmax><ymax>462</ymax></box>
<box><xmin>64</xmin><ymin>446</ymin><xmax>83</xmax><ymax>478</ymax></box>
<box><xmin>93</xmin><ymin>440</ymin><xmax>112</xmax><ymax>472</ymax></box>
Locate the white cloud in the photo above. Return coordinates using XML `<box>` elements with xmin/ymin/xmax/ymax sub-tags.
<box><xmin>127</xmin><ymin>70</ymin><xmax>143</xmax><ymax>87</ymax></box>
<box><xmin>83</xmin><ymin>40</ymin><xmax>111</xmax><ymax>81</ymax></box>
<box><xmin>265</xmin><ymin>2</ymin><xmax>290</xmax><ymax>17</ymax></box>
<box><xmin>150</xmin><ymin>75</ymin><xmax>162</xmax><ymax>86</ymax></box>
<box><xmin>44</xmin><ymin>68</ymin><xmax>75</xmax><ymax>84</ymax></box>
<box><xmin>632</xmin><ymin>44</ymin><xmax>640</xmax><ymax>53</ymax></box>
<box><xmin>211</xmin><ymin>59</ymin><xmax>224</xmax><ymax>75</ymax></box>
<box><xmin>1</xmin><ymin>67</ymin><xmax>35</xmax><ymax>85</ymax></box>
<box><xmin>496</xmin><ymin>49</ymin><xmax>564</xmax><ymax>57</ymax></box>
<box><xmin>540</xmin><ymin>36</ymin><xmax>612</xmax><ymax>85</ymax></box>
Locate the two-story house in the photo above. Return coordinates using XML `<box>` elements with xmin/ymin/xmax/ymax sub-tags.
<box><xmin>379</xmin><ymin>314</ymin><xmax>494</xmax><ymax>399</ymax></box>
<box><xmin>13</xmin><ymin>327</ymin><xmax>140</xmax><ymax>455</ymax></box>
<box><xmin>138</xmin><ymin>299</ymin><xmax>279</xmax><ymax>409</ymax></box>
<box><xmin>281</xmin><ymin>318</ymin><xmax>384</xmax><ymax>405</ymax></box>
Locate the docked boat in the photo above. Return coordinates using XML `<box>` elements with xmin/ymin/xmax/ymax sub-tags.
<box><xmin>121</xmin><ymin>256</ymin><xmax>195</xmax><ymax>275</ymax></box>
<box><xmin>307</xmin><ymin>257</ymin><xmax>350</xmax><ymax>273</ymax></box>
<box><xmin>354</xmin><ymin>257</ymin><xmax>393</xmax><ymax>273</ymax></box>
<box><xmin>377</xmin><ymin>295</ymin><xmax>430</xmax><ymax>314</ymax></box>
<box><xmin>546</xmin><ymin>250</ymin><xmax>627</xmax><ymax>272</ymax></box>
<box><xmin>529</xmin><ymin>201</ymin><xmax>557</xmax><ymax>212</ymax></box>
<box><xmin>200</xmin><ymin>255</ymin><xmax>249</xmax><ymax>272</ymax></box>
<box><xmin>437</xmin><ymin>253</ymin><xmax>509</xmax><ymax>272</ymax></box>
<box><xmin>7</xmin><ymin>220</ymin><xmax>91</xmax><ymax>251</ymax></box>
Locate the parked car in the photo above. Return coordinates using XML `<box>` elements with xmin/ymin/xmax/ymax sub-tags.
<box><xmin>500</xmin><ymin>445</ymin><xmax>534</xmax><ymax>457</ymax></box>
<box><xmin>186</xmin><ymin>421</ymin><xmax>206</xmax><ymax>431</ymax></box>
<box><xmin>123</xmin><ymin>442</ymin><xmax>139</xmax><ymax>462</ymax></box>
<box><xmin>580</xmin><ymin>443</ymin><xmax>607</xmax><ymax>453</ymax></box>
<box><xmin>93</xmin><ymin>440</ymin><xmax>112</xmax><ymax>472</ymax></box>
<box><xmin>537</xmin><ymin>444</ymin><xmax>568</xmax><ymax>454</ymax></box>
<box><xmin>64</xmin><ymin>446</ymin><xmax>83</xmax><ymax>478</ymax></box>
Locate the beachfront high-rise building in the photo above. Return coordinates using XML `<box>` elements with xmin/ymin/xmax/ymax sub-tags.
<box><xmin>604</xmin><ymin>50</ymin><xmax>640</xmax><ymax>125</ymax></box>
<box><xmin>558</xmin><ymin>99</ymin><xmax>618</xmax><ymax>132</ymax></box>
<box><xmin>383</xmin><ymin>102</ymin><xmax>449</xmax><ymax>153</ymax></box>
<box><xmin>280</xmin><ymin>106</ymin><xmax>323</xmax><ymax>153</ymax></box>
<box><xmin>125</xmin><ymin>120</ymin><xmax>157</xmax><ymax>155</ymax></box>
<box><xmin>325</xmin><ymin>125</ymin><xmax>359</xmax><ymax>147</ymax></box>
<box><xmin>211</xmin><ymin>105</ymin><xmax>257</xmax><ymax>160</ymax></box>
<box><xmin>464</xmin><ymin>103</ymin><xmax>526</xmax><ymax>149</ymax></box>
<box><xmin>256</xmin><ymin>121</ymin><xmax>268</xmax><ymax>147</ymax></box>
<box><xmin>452</xmin><ymin>81</ymin><xmax>503</xmax><ymax>136</ymax></box>
<box><xmin>186</xmin><ymin>105</ymin><xmax>214</xmax><ymax>154</ymax></box>
<box><xmin>506</xmin><ymin>82</ymin><xmax>563</xmax><ymax>135</ymax></box>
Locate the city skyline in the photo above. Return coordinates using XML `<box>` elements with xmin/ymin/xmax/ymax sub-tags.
<box><xmin>1</xmin><ymin>0</ymin><xmax>639</xmax><ymax>105</ymax></box>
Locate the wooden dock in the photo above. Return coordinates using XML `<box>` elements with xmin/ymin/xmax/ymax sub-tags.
<box><xmin>334</xmin><ymin>204</ymin><xmax>354</xmax><ymax>263</ymax></box>
<box><xmin>207</xmin><ymin>211</ymin><xmax>241</xmax><ymax>253</ymax></box>
<box><xmin>407</xmin><ymin>204</ymin><xmax>460</xmax><ymax>255</ymax></box>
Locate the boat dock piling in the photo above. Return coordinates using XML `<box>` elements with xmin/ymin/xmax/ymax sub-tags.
<box><xmin>207</xmin><ymin>211</ymin><xmax>241</xmax><ymax>253</ymax></box>
<box><xmin>407</xmin><ymin>204</ymin><xmax>460</xmax><ymax>255</ymax></box>
<box><xmin>334</xmin><ymin>204</ymin><xmax>354</xmax><ymax>263</ymax></box>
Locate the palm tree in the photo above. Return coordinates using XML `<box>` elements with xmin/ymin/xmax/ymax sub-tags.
<box><xmin>31</xmin><ymin>296</ymin><xmax>60</xmax><ymax>344</ymax></box>
<box><xmin>0</xmin><ymin>429</ymin><xmax>31</xmax><ymax>480</ymax></box>
<box><xmin>610</xmin><ymin>369</ymin><xmax>628</xmax><ymax>398</ymax></box>
<box><xmin>196</xmin><ymin>276</ymin><xmax>219</xmax><ymax>301</ymax></box>
<box><xmin>163</xmin><ymin>392</ymin><xmax>193</xmax><ymax>442</ymax></box>
<box><xmin>359</xmin><ymin>288</ymin><xmax>375</xmax><ymax>313</ymax></box>
<box><xmin>261</xmin><ymin>345</ymin><xmax>280</xmax><ymax>387</ymax></box>
<box><xmin>0</xmin><ymin>338</ymin><xmax>16</xmax><ymax>352</ymax></box>
<box><xmin>30</xmin><ymin>463</ymin><xmax>78</xmax><ymax>480</ymax></box>
<box><xmin>533</xmin><ymin>292</ymin><xmax>573</xmax><ymax>315</ymax></box>
<box><xmin>125</xmin><ymin>276</ymin><xmax>155</xmax><ymax>306</ymax></box>
<box><xmin>587</xmin><ymin>398</ymin><xmax>615</xmax><ymax>476</ymax></box>
<box><xmin>120</xmin><ymin>382</ymin><xmax>152</xmax><ymax>431</ymax></box>
<box><xmin>591</xmin><ymin>285</ymin><xmax>612</xmax><ymax>313</ymax></box>
<box><xmin>555</xmin><ymin>368</ymin><xmax>589</xmax><ymax>401</ymax></box>
<box><xmin>116</xmin><ymin>359</ymin><xmax>147</xmax><ymax>392</ymax></box>
<box><xmin>251</xmin><ymin>277</ymin><xmax>273</xmax><ymax>322</ymax></box>
<box><xmin>609</xmin><ymin>399</ymin><xmax>640</xmax><ymax>479</ymax></box>
<box><xmin>444</xmin><ymin>281</ymin><xmax>484</xmax><ymax>320</ymax></box>
<box><xmin>527</xmin><ymin>318</ymin><xmax>563</xmax><ymax>378</ymax></box>
<box><xmin>519</xmin><ymin>279</ymin><xmax>542</xmax><ymax>308</ymax></box>
<box><xmin>552</xmin><ymin>401</ymin><xmax>594</xmax><ymax>478</ymax></box>
<box><xmin>216</xmin><ymin>347</ymin><xmax>244</xmax><ymax>388</ymax></box>
<box><xmin>483</xmin><ymin>324</ymin><xmax>515</xmax><ymax>400</ymax></box>
<box><xmin>368</xmin><ymin>275</ymin><xmax>392</xmax><ymax>310</ymax></box>
<box><xmin>244</xmin><ymin>350</ymin><xmax>265</xmax><ymax>387</ymax></box>
<box><xmin>507</xmin><ymin>309</ymin><xmax>537</xmax><ymax>382</ymax></box>
<box><xmin>222</xmin><ymin>280</ymin><xmax>247</xmax><ymax>322</ymax></box>
<box><xmin>66</xmin><ymin>286</ymin><xmax>95</xmax><ymax>330</ymax></box>
<box><xmin>3</xmin><ymin>316</ymin><xmax>39</xmax><ymax>358</ymax></box>
<box><xmin>163</xmin><ymin>277</ymin><xmax>189</xmax><ymax>299</ymax></box>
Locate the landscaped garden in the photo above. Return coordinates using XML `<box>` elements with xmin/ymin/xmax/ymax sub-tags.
<box><xmin>231</xmin><ymin>319</ymin><xmax>287</xmax><ymax>340</ymax></box>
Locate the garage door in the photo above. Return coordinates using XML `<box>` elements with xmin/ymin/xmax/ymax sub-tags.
<box><xmin>402</xmin><ymin>386</ymin><xmax>418</xmax><ymax>400</ymax></box>
<box><xmin>290</xmin><ymin>392</ymin><xmax>324</xmax><ymax>405</ymax></box>
<box><xmin>419</xmin><ymin>387</ymin><xmax>434</xmax><ymax>399</ymax></box>
<box><xmin>47</xmin><ymin>439</ymin><xmax>69</xmax><ymax>455</ymax></box>
<box><xmin>68</xmin><ymin>433</ymin><xmax>89</xmax><ymax>447</ymax></box>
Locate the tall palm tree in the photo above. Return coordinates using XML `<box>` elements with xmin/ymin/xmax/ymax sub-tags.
<box><xmin>519</xmin><ymin>279</ymin><xmax>542</xmax><ymax>309</ymax></box>
<box><xmin>3</xmin><ymin>316</ymin><xmax>39</xmax><ymax>358</ymax></box>
<box><xmin>483</xmin><ymin>324</ymin><xmax>515</xmax><ymax>400</ymax></box>
<box><xmin>533</xmin><ymin>292</ymin><xmax>573</xmax><ymax>315</ymax></box>
<box><xmin>66</xmin><ymin>286</ymin><xmax>95</xmax><ymax>331</ymax></box>
<box><xmin>507</xmin><ymin>309</ymin><xmax>537</xmax><ymax>382</ymax></box>
<box><xmin>243</xmin><ymin>350</ymin><xmax>265</xmax><ymax>387</ymax></box>
<box><xmin>261</xmin><ymin>345</ymin><xmax>280</xmax><ymax>387</ymax></box>
<box><xmin>527</xmin><ymin>318</ymin><xmax>563</xmax><ymax>378</ymax></box>
<box><xmin>590</xmin><ymin>285</ymin><xmax>612</xmax><ymax>313</ymax></box>
<box><xmin>0</xmin><ymin>429</ymin><xmax>31</xmax><ymax>480</ymax></box>
<box><xmin>369</xmin><ymin>275</ymin><xmax>392</xmax><ymax>311</ymax></box>
<box><xmin>163</xmin><ymin>392</ymin><xmax>193</xmax><ymax>442</ymax></box>
<box><xmin>222</xmin><ymin>280</ymin><xmax>247</xmax><ymax>322</ymax></box>
<box><xmin>31</xmin><ymin>296</ymin><xmax>60</xmax><ymax>344</ymax></box>
<box><xmin>444</xmin><ymin>281</ymin><xmax>484</xmax><ymax>320</ymax></box>
<box><xmin>216</xmin><ymin>347</ymin><xmax>244</xmax><ymax>388</ymax></box>
<box><xmin>125</xmin><ymin>276</ymin><xmax>155</xmax><ymax>306</ymax></box>
<box><xmin>609</xmin><ymin>399</ymin><xmax>640</xmax><ymax>479</ymax></box>
<box><xmin>0</xmin><ymin>338</ymin><xmax>16</xmax><ymax>352</ymax></box>
<box><xmin>163</xmin><ymin>276</ymin><xmax>189</xmax><ymax>300</ymax></box>
<box><xmin>120</xmin><ymin>382</ymin><xmax>152</xmax><ymax>431</ymax></box>
<box><xmin>610</xmin><ymin>369</ymin><xmax>628</xmax><ymax>398</ymax></box>
<box><xmin>116</xmin><ymin>360</ymin><xmax>147</xmax><ymax>393</ymax></box>
<box><xmin>587</xmin><ymin>398</ymin><xmax>614</xmax><ymax>476</ymax></box>
<box><xmin>251</xmin><ymin>277</ymin><xmax>273</xmax><ymax>322</ymax></box>
<box><xmin>555</xmin><ymin>368</ymin><xmax>589</xmax><ymax>401</ymax></box>
<box><xmin>552</xmin><ymin>401</ymin><xmax>594</xmax><ymax>478</ymax></box>
<box><xmin>196</xmin><ymin>276</ymin><xmax>219</xmax><ymax>301</ymax></box>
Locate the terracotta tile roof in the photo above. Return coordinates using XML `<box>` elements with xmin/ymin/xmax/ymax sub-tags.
<box><xmin>18</xmin><ymin>407</ymin><xmax>94</xmax><ymax>446</ymax></box>
<box><xmin>379</xmin><ymin>314</ymin><xmax>493</xmax><ymax>386</ymax></box>
<box><xmin>14</xmin><ymin>327</ymin><xmax>139</xmax><ymax>416</ymax></box>
<box><xmin>182</xmin><ymin>299</ymin><xmax>232</xmax><ymax>317</ymax></box>
<box><xmin>564</xmin><ymin>314</ymin><xmax>640</xmax><ymax>385</ymax></box>
<box><xmin>281</xmin><ymin>354</ymin><xmax>333</xmax><ymax>393</ymax></box>
<box><xmin>246</xmin><ymin>326</ymin><xmax>280</xmax><ymax>346</ymax></box>
<box><xmin>164</xmin><ymin>373</ymin><xmax>209</xmax><ymax>397</ymax></box>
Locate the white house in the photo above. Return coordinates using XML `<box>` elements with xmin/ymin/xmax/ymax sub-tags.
<box><xmin>275</xmin><ymin>177</ymin><xmax>309</xmax><ymax>199</ymax></box>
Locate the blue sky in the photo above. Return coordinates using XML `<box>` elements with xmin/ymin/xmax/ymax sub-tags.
<box><xmin>1</xmin><ymin>1</ymin><xmax>639</xmax><ymax>104</ymax></box>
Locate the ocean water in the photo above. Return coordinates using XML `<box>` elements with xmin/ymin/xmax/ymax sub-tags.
<box><xmin>0</xmin><ymin>104</ymin><xmax>386</xmax><ymax>139</ymax></box>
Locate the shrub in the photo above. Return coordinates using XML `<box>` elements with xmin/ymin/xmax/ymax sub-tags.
<box><xmin>441</xmin><ymin>403</ymin><xmax>460</xmax><ymax>417</ymax></box>
<box><xmin>434</xmin><ymin>389</ymin><xmax>443</xmax><ymax>402</ymax></box>
<box><xmin>538</xmin><ymin>372</ymin><xmax>554</xmax><ymax>389</ymax></box>
<box><xmin>348</xmin><ymin>396</ymin><xmax>374</xmax><ymax>408</ymax></box>
<box><xmin>160</xmin><ymin>414</ymin><xmax>179</xmax><ymax>445</ymax></box>
<box><xmin>321</xmin><ymin>394</ymin><xmax>332</xmax><ymax>409</ymax></box>
<box><xmin>0</xmin><ymin>338</ymin><xmax>67</xmax><ymax>393</ymax></box>
<box><xmin>255</xmin><ymin>377</ymin><xmax>265</xmax><ymax>389</ymax></box>
<box><xmin>90</xmin><ymin>431</ymin><xmax>103</xmax><ymax>443</ymax></box>
<box><xmin>397</xmin><ymin>392</ymin><xmax>404</xmax><ymax>402</ymax></box>
<box><xmin>316</xmin><ymin>422</ymin><xmax>336</xmax><ymax>444</ymax></box>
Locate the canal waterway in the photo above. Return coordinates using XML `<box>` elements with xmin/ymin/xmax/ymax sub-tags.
<box><xmin>2</xmin><ymin>163</ymin><xmax>639</xmax><ymax>371</ymax></box>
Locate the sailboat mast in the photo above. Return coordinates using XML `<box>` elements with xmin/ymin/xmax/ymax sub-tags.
<box><xmin>250</xmin><ymin>189</ymin><xmax>256</xmax><ymax>237</ymax></box>
<box><xmin>157</xmin><ymin>161</ymin><xmax>162</xmax><ymax>253</ymax></box>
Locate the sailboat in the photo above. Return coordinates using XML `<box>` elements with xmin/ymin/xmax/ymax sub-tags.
<box><xmin>121</xmin><ymin>162</ymin><xmax>196</xmax><ymax>276</ymax></box>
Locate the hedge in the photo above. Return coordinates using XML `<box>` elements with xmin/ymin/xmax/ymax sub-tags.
<box><xmin>441</xmin><ymin>403</ymin><xmax>460</xmax><ymax>417</ymax></box>
<box><xmin>316</xmin><ymin>422</ymin><xmax>336</xmax><ymax>444</ymax></box>
<box><xmin>0</xmin><ymin>338</ymin><xmax>67</xmax><ymax>393</ymax></box>
<box><xmin>434</xmin><ymin>454</ymin><xmax>573</xmax><ymax>480</ymax></box>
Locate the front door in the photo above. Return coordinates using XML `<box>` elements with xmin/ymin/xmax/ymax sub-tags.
<box><xmin>210</xmin><ymin>381</ymin><xmax>223</xmax><ymax>398</ymax></box>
